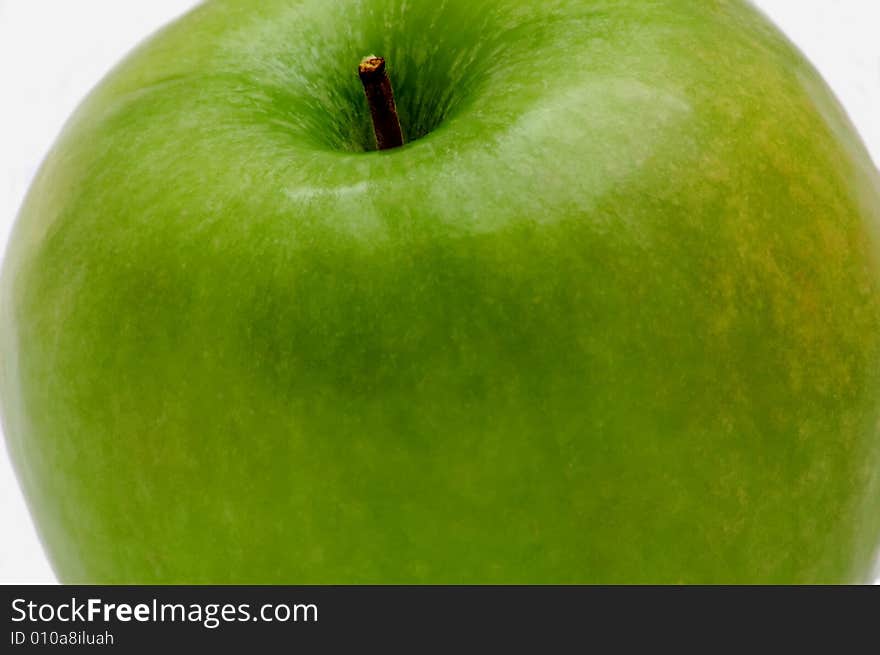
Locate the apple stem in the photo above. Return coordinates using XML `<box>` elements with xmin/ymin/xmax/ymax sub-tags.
<box><xmin>358</xmin><ymin>56</ymin><xmax>404</xmax><ymax>150</ymax></box>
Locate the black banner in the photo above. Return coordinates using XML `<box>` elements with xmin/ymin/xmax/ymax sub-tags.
<box><xmin>1</xmin><ymin>585</ymin><xmax>875</xmax><ymax>651</ymax></box>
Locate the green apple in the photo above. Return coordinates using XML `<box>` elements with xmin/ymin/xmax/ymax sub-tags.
<box><xmin>3</xmin><ymin>0</ymin><xmax>880</xmax><ymax>584</ymax></box>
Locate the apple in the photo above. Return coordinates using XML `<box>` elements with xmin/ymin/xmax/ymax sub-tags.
<box><xmin>3</xmin><ymin>0</ymin><xmax>880</xmax><ymax>584</ymax></box>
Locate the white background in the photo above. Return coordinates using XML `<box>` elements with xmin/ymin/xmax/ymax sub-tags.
<box><xmin>1</xmin><ymin>0</ymin><xmax>879</xmax><ymax>585</ymax></box>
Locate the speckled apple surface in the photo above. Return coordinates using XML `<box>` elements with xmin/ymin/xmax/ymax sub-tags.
<box><xmin>2</xmin><ymin>0</ymin><xmax>880</xmax><ymax>583</ymax></box>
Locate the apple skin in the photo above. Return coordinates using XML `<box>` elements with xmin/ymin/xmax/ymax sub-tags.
<box><xmin>3</xmin><ymin>0</ymin><xmax>880</xmax><ymax>584</ymax></box>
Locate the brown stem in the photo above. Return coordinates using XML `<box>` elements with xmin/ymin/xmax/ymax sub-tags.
<box><xmin>358</xmin><ymin>56</ymin><xmax>404</xmax><ymax>150</ymax></box>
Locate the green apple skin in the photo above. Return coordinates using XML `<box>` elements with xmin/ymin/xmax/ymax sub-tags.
<box><xmin>3</xmin><ymin>0</ymin><xmax>880</xmax><ymax>584</ymax></box>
